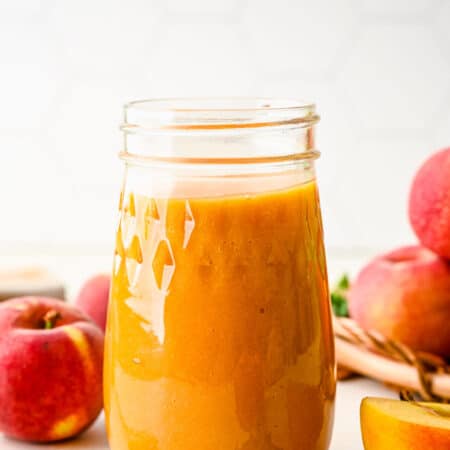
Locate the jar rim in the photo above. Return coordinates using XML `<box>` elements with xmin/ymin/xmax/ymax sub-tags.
<box><xmin>122</xmin><ymin>97</ymin><xmax>319</xmax><ymax>134</ymax></box>
<box><xmin>125</xmin><ymin>97</ymin><xmax>315</xmax><ymax>113</ymax></box>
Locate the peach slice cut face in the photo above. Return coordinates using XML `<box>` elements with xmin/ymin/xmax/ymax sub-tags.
<box><xmin>360</xmin><ymin>397</ymin><xmax>450</xmax><ymax>450</ymax></box>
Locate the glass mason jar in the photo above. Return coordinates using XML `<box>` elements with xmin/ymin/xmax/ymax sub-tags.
<box><xmin>104</xmin><ymin>98</ymin><xmax>336</xmax><ymax>450</ymax></box>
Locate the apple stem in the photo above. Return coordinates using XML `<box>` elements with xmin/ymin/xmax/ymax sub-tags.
<box><xmin>43</xmin><ymin>310</ymin><xmax>61</xmax><ymax>329</ymax></box>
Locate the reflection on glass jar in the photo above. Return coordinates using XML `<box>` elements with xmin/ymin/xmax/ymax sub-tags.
<box><xmin>104</xmin><ymin>98</ymin><xmax>336</xmax><ymax>450</ymax></box>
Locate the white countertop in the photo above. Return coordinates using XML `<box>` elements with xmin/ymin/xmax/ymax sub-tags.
<box><xmin>0</xmin><ymin>378</ymin><xmax>396</xmax><ymax>450</ymax></box>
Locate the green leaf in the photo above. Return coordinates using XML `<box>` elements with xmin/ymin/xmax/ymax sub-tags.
<box><xmin>331</xmin><ymin>273</ymin><xmax>350</xmax><ymax>317</ymax></box>
<box><xmin>331</xmin><ymin>292</ymin><xmax>348</xmax><ymax>317</ymax></box>
<box><xmin>337</xmin><ymin>274</ymin><xmax>350</xmax><ymax>290</ymax></box>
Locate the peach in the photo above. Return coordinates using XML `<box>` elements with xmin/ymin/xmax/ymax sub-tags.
<box><xmin>409</xmin><ymin>147</ymin><xmax>450</xmax><ymax>259</ymax></box>
<box><xmin>360</xmin><ymin>397</ymin><xmax>450</xmax><ymax>449</ymax></box>
<box><xmin>348</xmin><ymin>245</ymin><xmax>450</xmax><ymax>357</ymax></box>
<box><xmin>75</xmin><ymin>274</ymin><xmax>110</xmax><ymax>331</ymax></box>
<box><xmin>0</xmin><ymin>297</ymin><xmax>104</xmax><ymax>442</ymax></box>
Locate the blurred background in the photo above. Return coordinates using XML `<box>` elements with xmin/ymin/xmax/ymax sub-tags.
<box><xmin>1</xmin><ymin>0</ymin><xmax>449</xmax><ymax>291</ymax></box>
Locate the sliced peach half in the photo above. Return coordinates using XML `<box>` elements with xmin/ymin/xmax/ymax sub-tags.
<box><xmin>360</xmin><ymin>397</ymin><xmax>450</xmax><ymax>450</ymax></box>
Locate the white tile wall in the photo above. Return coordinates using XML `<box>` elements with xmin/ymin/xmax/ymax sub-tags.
<box><xmin>1</xmin><ymin>0</ymin><xmax>450</xmax><ymax>257</ymax></box>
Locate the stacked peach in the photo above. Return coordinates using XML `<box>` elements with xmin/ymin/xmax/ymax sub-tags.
<box><xmin>349</xmin><ymin>147</ymin><xmax>450</xmax><ymax>357</ymax></box>
<box><xmin>347</xmin><ymin>148</ymin><xmax>450</xmax><ymax>449</ymax></box>
<box><xmin>0</xmin><ymin>274</ymin><xmax>110</xmax><ymax>443</ymax></box>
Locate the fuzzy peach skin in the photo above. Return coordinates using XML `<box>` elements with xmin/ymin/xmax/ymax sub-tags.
<box><xmin>0</xmin><ymin>297</ymin><xmax>104</xmax><ymax>442</ymax></box>
<box><xmin>348</xmin><ymin>245</ymin><xmax>450</xmax><ymax>357</ymax></box>
<box><xmin>409</xmin><ymin>147</ymin><xmax>450</xmax><ymax>259</ymax></box>
<box><xmin>360</xmin><ymin>397</ymin><xmax>450</xmax><ymax>450</ymax></box>
<box><xmin>75</xmin><ymin>274</ymin><xmax>110</xmax><ymax>331</ymax></box>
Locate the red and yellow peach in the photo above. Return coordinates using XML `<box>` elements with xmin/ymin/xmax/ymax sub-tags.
<box><xmin>409</xmin><ymin>147</ymin><xmax>450</xmax><ymax>259</ymax></box>
<box><xmin>349</xmin><ymin>245</ymin><xmax>450</xmax><ymax>357</ymax></box>
<box><xmin>361</xmin><ymin>397</ymin><xmax>450</xmax><ymax>450</ymax></box>
<box><xmin>0</xmin><ymin>297</ymin><xmax>104</xmax><ymax>442</ymax></box>
<box><xmin>75</xmin><ymin>274</ymin><xmax>110</xmax><ymax>332</ymax></box>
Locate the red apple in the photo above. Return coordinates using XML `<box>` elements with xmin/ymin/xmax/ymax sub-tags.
<box><xmin>409</xmin><ymin>147</ymin><xmax>450</xmax><ymax>259</ymax></box>
<box><xmin>0</xmin><ymin>296</ymin><xmax>104</xmax><ymax>442</ymax></box>
<box><xmin>349</xmin><ymin>245</ymin><xmax>450</xmax><ymax>357</ymax></box>
<box><xmin>75</xmin><ymin>274</ymin><xmax>110</xmax><ymax>331</ymax></box>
